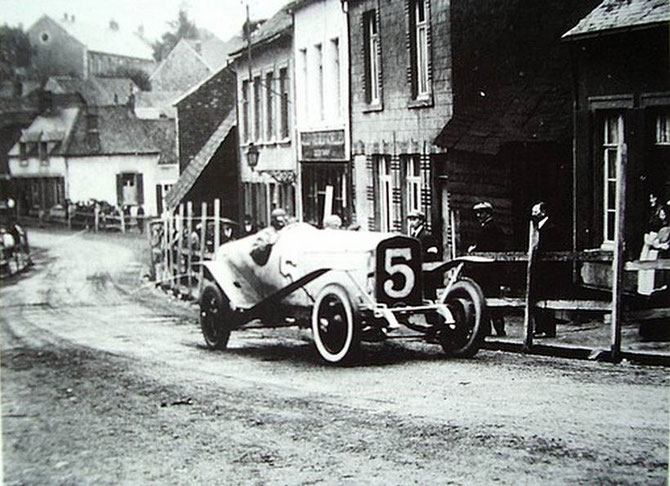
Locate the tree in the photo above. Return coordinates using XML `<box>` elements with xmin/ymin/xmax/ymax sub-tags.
<box><xmin>152</xmin><ymin>9</ymin><xmax>199</xmax><ymax>62</ymax></box>
<box><xmin>102</xmin><ymin>66</ymin><xmax>152</xmax><ymax>92</ymax></box>
<box><xmin>0</xmin><ymin>25</ymin><xmax>34</xmax><ymax>80</ymax></box>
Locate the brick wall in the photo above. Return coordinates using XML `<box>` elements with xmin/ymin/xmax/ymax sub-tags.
<box><xmin>175</xmin><ymin>67</ymin><xmax>236</xmax><ymax>172</ymax></box>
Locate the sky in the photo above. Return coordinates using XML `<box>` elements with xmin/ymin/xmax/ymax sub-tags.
<box><xmin>0</xmin><ymin>0</ymin><xmax>289</xmax><ymax>42</ymax></box>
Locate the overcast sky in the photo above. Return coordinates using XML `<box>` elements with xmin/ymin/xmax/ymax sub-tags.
<box><xmin>1</xmin><ymin>0</ymin><xmax>289</xmax><ymax>42</ymax></box>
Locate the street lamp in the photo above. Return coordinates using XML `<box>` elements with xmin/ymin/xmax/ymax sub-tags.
<box><xmin>246</xmin><ymin>142</ymin><xmax>259</xmax><ymax>170</ymax></box>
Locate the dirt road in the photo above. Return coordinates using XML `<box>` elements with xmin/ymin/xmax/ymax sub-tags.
<box><xmin>2</xmin><ymin>229</ymin><xmax>668</xmax><ymax>485</ymax></box>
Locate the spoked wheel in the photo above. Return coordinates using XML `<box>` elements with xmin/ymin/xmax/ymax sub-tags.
<box><xmin>200</xmin><ymin>283</ymin><xmax>234</xmax><ymax>350</ymax></box>
<box><xmin>311</xmin><ymin>284</ymin><xmax>359</xmax><ymax>364</ymax></box>
<box><xmin>440</xmin><ymin>277</ymin><xmax>485</xmax><ymax>358</ymax></box>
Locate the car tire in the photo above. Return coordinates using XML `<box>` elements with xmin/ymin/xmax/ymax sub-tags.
<box><xmin>200</xmin><ymin>283</ymin><xmax>233</xmax><ymax>350</ymax></box>
<box><xmin>312</xmin><ymin>284</ymin><xmax>360</xmax><ymax>364</ymax></box>
<box><xmin>440</xmin><ymin>277</ymin><xmax>485</xmax><ymax>358</ymax></box>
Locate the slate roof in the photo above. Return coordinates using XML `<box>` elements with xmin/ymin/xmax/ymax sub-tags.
<box><xmin>66</xmin><ymin>105</ymin><xmax>159</xmax><ymax>156</ymax></box>
<box><xmin>563</xmin><ymin>0</ymin><xmax>670</xmax><ymax>39</ymax></box>
<box><xmin>165</xmin><ymin>110</ymin><xmax>235</xmax><ymax>210</ymax></box>
<box><xmin>229</xmin><ymin>2</ymin><xmax>294</xmax><ymax>57</ymax></box>
<box><xmin>45</xmin><ymin>76</ymin><xmax>138</xmax><ymax>106</ymax></box>
<box><xmin>56</xmin><ymin>16</ymin><xmax>154</xmax><ymax>60</ymax></box>
<box><xmin>141</xmin><ymin>118</ymin><xmax>178</xmax><ymax>165</ymax></box>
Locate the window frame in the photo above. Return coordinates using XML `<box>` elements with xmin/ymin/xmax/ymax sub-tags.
<box><xmin>407</xmin><ymin>0</ymin><xmax>432</xmax><ymax>106</ymax></box>
<box><xmin>363</xmin><ymin>9</ymin><xmax>381</xmax><ymax>107</ymax></box>
<box><xmin>601</xmin><ymin>113</ymin><xmax>623</xmax><ymax>247</ymax></box>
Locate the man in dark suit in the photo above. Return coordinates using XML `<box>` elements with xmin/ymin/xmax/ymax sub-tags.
<box><xmin>530</xmin><ymin>201</ymin><xmax>557</xmax><ymax>338</ymax></box>
<box><xmin>468</xmin><ymin>201</ymin><xmax>507</xmax><ymax>336</ymax></box>
<box><xmin>407</xmin><ymin>210</ymin><xmax>441</xmax><ymax>262</ymax></box>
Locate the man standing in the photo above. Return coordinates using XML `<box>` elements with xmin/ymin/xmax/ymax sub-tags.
<box><xmin>407</xmin><ymin>210</ymin><xmax>441</xmax><ymax>262</ymax></box>
<box><xmin>468</xmin><ymin>201</ymin><xmax>506</xmax><ymax>336</ymax></box>
<box><xmin>530</xmin><ymin>201</ymin><xmax>557</xmax><ymax>338</ymax></box>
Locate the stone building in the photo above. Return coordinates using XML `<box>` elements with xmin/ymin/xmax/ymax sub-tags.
<box><xmin>27</xmin><ymin>15</ymin><xmax>154</xmax><ymax>79</ymax></box>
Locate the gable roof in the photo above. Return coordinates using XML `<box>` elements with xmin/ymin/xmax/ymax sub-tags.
<box><xmin>65</xmin><ymin>105</ymin><xmax>159</xmax><ymax>156</ymax></box>
<box><xmin>134</xmin><ymin>91</ymin><xmax>180</xmax><ymax>118</ymax></box>
<box><xmin>54</xmin><ymin>15</ymin><xmax>154</xmax><ymax>60</ymax></box>
<box><xmin>165</xmin><ymin>110</ymin><xmax>236</xmax><ymax>210</ymax></box>
<box><xmin>185</xmin><ymin>35</ymin><xmax>242</xmax><ymax>71</ymax></box>
<box><xmin>563</xmin><ymin>0</ymin><xmax>670</xmax><ymax>39</ymax></box>
<box><xmin>8</xmin><ymin>107</ymin><xmax>79</xmax><ymax>157</ymax></box>
<box><xmin>149</xmin><ymin>38</ymin><xmax>213</xmax><ymax>93</ymax></box>
<box><xmin>45</xmin><ymin>76</ymin><xmax>138</xmax><ymax>106</ymax></box>
<box><xmin>141</xmin><ymin>118</ymin><xmax>178</xmax><ymax>165</ymax></box>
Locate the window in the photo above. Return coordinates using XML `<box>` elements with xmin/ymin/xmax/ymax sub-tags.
<box><xmin>331</xmin><ymin>38</ymin><xmax>341</xmax><ymax>117</ymax></box>
<box><xmin>265</xmin><ymin>71</ymin><xmax>274</xmax><ymax>141</ymax></box>
<box><xmin>363</xmin><ymin>10</ymin><xmax>380</xmax><ymax>105</ymax></box>
<box><xmin>39</xmin><ymin>141</ymin><xmax>48</xmax><ymax>165</ymax></box>
<box><xmin>316</xmin><ymin>44</ymin><xmax>324</xmax><ymax>121</ymax></box>
<box><xmin>299</xmin><ymin>48</ymin><xmax>308</xmax><ymax>120</ymax></box>
<box><xmin>656</xmin><ymin>112</ymin><xmax>670</xmax><ymax>145</ymax></box>
<box><xmin>241</xmin><ymin>80</ymin><xmax>249</xmax><ymax>142</ymax></box>
<box><xmin>19</xmin><ymin>142</ymin><xmax>27</xmax><ymax>161</ymax></box>
<box><xmin>279</xmin><ymin>67</ymin><xmax>289</xmax><ymax>140</ymax></box>
<box><xmin>405</xmin><ymin>155</ymin><xmax>422</xmax><ymax>226</ymax></box>
<box><xmin>253</xmin><ymin>76</ymin><xmax>262</xmax><ymax>141</ymax></box>
<box><xmin>377</xmin><ymin>156</ymin><xmax>394</xmax><ymax>232</ymax></box>
<box><xmin>408</xmin><ymin>0</ymin><xmax>431</xmax><ymax>100</ymax></box>
<box><xmin>602</xmin><ymin>114</ymin><xmax>623</xmax><ymax>244</ymax></box>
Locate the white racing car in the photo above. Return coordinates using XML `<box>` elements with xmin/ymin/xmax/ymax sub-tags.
<box><xmin>200</xmin><ymin>222</ymin><xmax>488</xmax><ymax>364</ymax></box>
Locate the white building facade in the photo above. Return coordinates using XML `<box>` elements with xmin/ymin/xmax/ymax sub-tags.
<box><xmin>293</xmin><ymin>0</ymin><xmax>351</xmax><ymax>227</ymax></box>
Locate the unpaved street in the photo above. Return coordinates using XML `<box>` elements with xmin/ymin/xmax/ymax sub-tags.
<box><xmin>2</xmin><ymin>229</ymin><xmax>669</xmax><ymax>485</ymax></box>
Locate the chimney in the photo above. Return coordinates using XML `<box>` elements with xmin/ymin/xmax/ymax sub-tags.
<box><xmin>38</xmin><ymin>89</ymin><xmax>53</xmax><ymax>113</ymax></box>
<box><xmin>109</xmin><ymin>19</ymin><xmax>119</xmax><ymax>31</ymax></box>
<box><xmin>137</xmin><ymin>25</ymin><xmax>145</xmax><ymax>37</ymax></box>
<box><xmin>86</xmin><ymin>106</ymin><xmax>100</xmax><ymax>152</ymax></box>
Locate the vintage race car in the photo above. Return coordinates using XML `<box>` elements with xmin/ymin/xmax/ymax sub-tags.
<box><xmin>200</xmin><ymin>222</ymin><xmax>487</xmax><ymax>364</ymax></box>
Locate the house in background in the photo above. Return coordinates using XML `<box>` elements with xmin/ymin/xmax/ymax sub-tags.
<box><xmin>293</xmin><ymin>0</ymin><xmax>350</xmax><ymax>227</ymax></box>
<box><xmin>149</xmin><ymin>35</ymin><xmax>243</xmax><ymax>94</ymax></box>
<box><xmin>562</xmin><ymin>0</ymin><xmax>670</xmax><ymax>290</ymax></box>
<box><xmin>44</xmin><ymin>76</ymin><xmax>138</xmax><ymax>107</ymax></box>
<box><xmin>6</xmin><ymin>107</ymin><xmax>78</xmax><ymax>215</ymax></box>
<box><xmin>347</xmin><ymin>0</ymin><xmax>451</xmax><ymax>236</ymax></box>
<box><xmin>432</xmin><ymin>0</ymin><xmax>599</xmax><ymax>254</ymax></box>
<box><xmin>8</xmin><ymin>105</ymin><xmax>178</xmax><ymax>217</ymax></box>
<box><xmin>0</xmin><ymin>95</ymin><xmax>39</xmax><ymax>201</ymax></box>
<box><xmin>229</xmin><ymin>2</ymin><xmax>296</xmax><ymax>228</ymax></box>
<box><xmin>27</xmin><ymin>14</ymin><xmax>154</xmax><ymax>79</ymax></box>
<box><xmin>166</xmin><ymin>66</ymin><xmax>239</xmax><ymax>219</ymax></box>
<box><xmin>133</xmin><ymin>91</ymin><xmax>180</xmax><ymax>119</ymax></box>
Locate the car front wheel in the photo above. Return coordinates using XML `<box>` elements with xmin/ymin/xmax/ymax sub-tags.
<box><xmin>440</xmin><ymin>277</ymin><xmax>485</xmax><ymax>358</ymax></box>
<box><xmin>311</xmin><ymin>284</ymin><xmax>359</xmax><ymax>364</ymax></box>
<box><xmin>200</xmin><ymin>283</ymin><xmax>233</xmax><ymax>350</ymax></box>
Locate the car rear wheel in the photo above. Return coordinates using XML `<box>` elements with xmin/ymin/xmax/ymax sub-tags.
<box><xmin>312</xmin><ymin>284</ymin><xmax>359</xmax><ymax>364</ymax></box>
<box><xmin>200</xmin><ymin>283</ymin><xmax>233</xmax><ymax>350</ymax></box>
<box><xmin>440</xmin><ymin>277</ymin><xmax>485</xmax><ymax>358</ymax></box>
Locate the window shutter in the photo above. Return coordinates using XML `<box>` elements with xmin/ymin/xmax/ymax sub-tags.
<box><xmin>406</xmin><ymin>0</ymin><xmax>417</xmax><ymax>98</ymax></box>
<box><xmin>363</xmin><ymin>12</ymin><xmax>371</xmax><ymax>104</ymax></box>
<box><xmin>156</xmin><ymin>184</ymin><xmax>163</xmax><ymax>215</ymax></box>
<box><xmin>116</xmin><ymin>174</ymin><xmax>123</xmax><ymax>206</ymax></box>
<box><xmin>136</xmin><ymin>173</ymin><xmax>144</xmax><ymax>205</ymax></box>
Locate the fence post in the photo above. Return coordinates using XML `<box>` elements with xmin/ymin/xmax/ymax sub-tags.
<box><xmin>167</xmin><ymin>209</ymin><xmax>174</xmax><ymax>291</ymax></box>
<box><xmin>611</xmin><ymin>143</ymin><xmax>627</xmax><ymax>362</ymax></box>
<box><xmin>178</xmin><ymin>203</ymin><xmax>185</xmax><ymax>294</ymax></box>
<box><xmin>523</xmin><ymin>220</ymin><xmax>540</xmax><ymax>351</ymax></box>
<box><xmin>198</xmin><ymin>202</ymin><xmax>207</xmax><ymax>296</ymax></box>
<box><xmin>214</xmin><ymin>198</ymin><xmax>221</xmax><ymax>251</ymax></box>
<box><xmin>186</xmin><ymin>201</ymin><xmax>193</xmax><ymax>298</ymax></box>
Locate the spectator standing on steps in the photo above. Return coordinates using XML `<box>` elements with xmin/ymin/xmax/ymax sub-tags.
<box><xmin>468</xmin><ymin>201</ymin><xmax>506</xmax><ymax>337</ymax></box>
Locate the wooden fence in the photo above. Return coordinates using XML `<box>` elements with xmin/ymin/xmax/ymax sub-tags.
<box><xmin>149</xmin><ymin>199</ymin><xmax>230</xmax><ymax>299</ymax></box>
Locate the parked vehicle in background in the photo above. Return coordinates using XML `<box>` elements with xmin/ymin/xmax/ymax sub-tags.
<box><xmin>0</xmin><ymin>198</ymin><xmax>32</xmax><ymax>278</ymax></box>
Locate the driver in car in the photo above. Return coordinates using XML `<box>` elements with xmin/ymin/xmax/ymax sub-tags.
<box><xmin>250</xmin><ymin>208</ymin><xmax>288</xmax><ymax>266</ymax></box>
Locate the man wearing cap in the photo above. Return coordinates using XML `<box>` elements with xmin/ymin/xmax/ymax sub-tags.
<box><xmin>469</xmin><ymin>201</ymin><xmax>507</xmax><ymax>337</ymax></box>
<box><xmin>407</xmin><ymin>210</ymin><xmax>441</xmax><ymax>262</ymax></box>
<box><xmin>250</xmin><ymin>208</ymin><xmax>288</xmax><ymax>266</ymax></box>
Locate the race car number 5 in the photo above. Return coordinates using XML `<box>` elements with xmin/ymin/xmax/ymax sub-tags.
<box><xmin>383</xmin><ymin>248</ymin><xmax>415</xmax><ymax>299</ymax></box>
